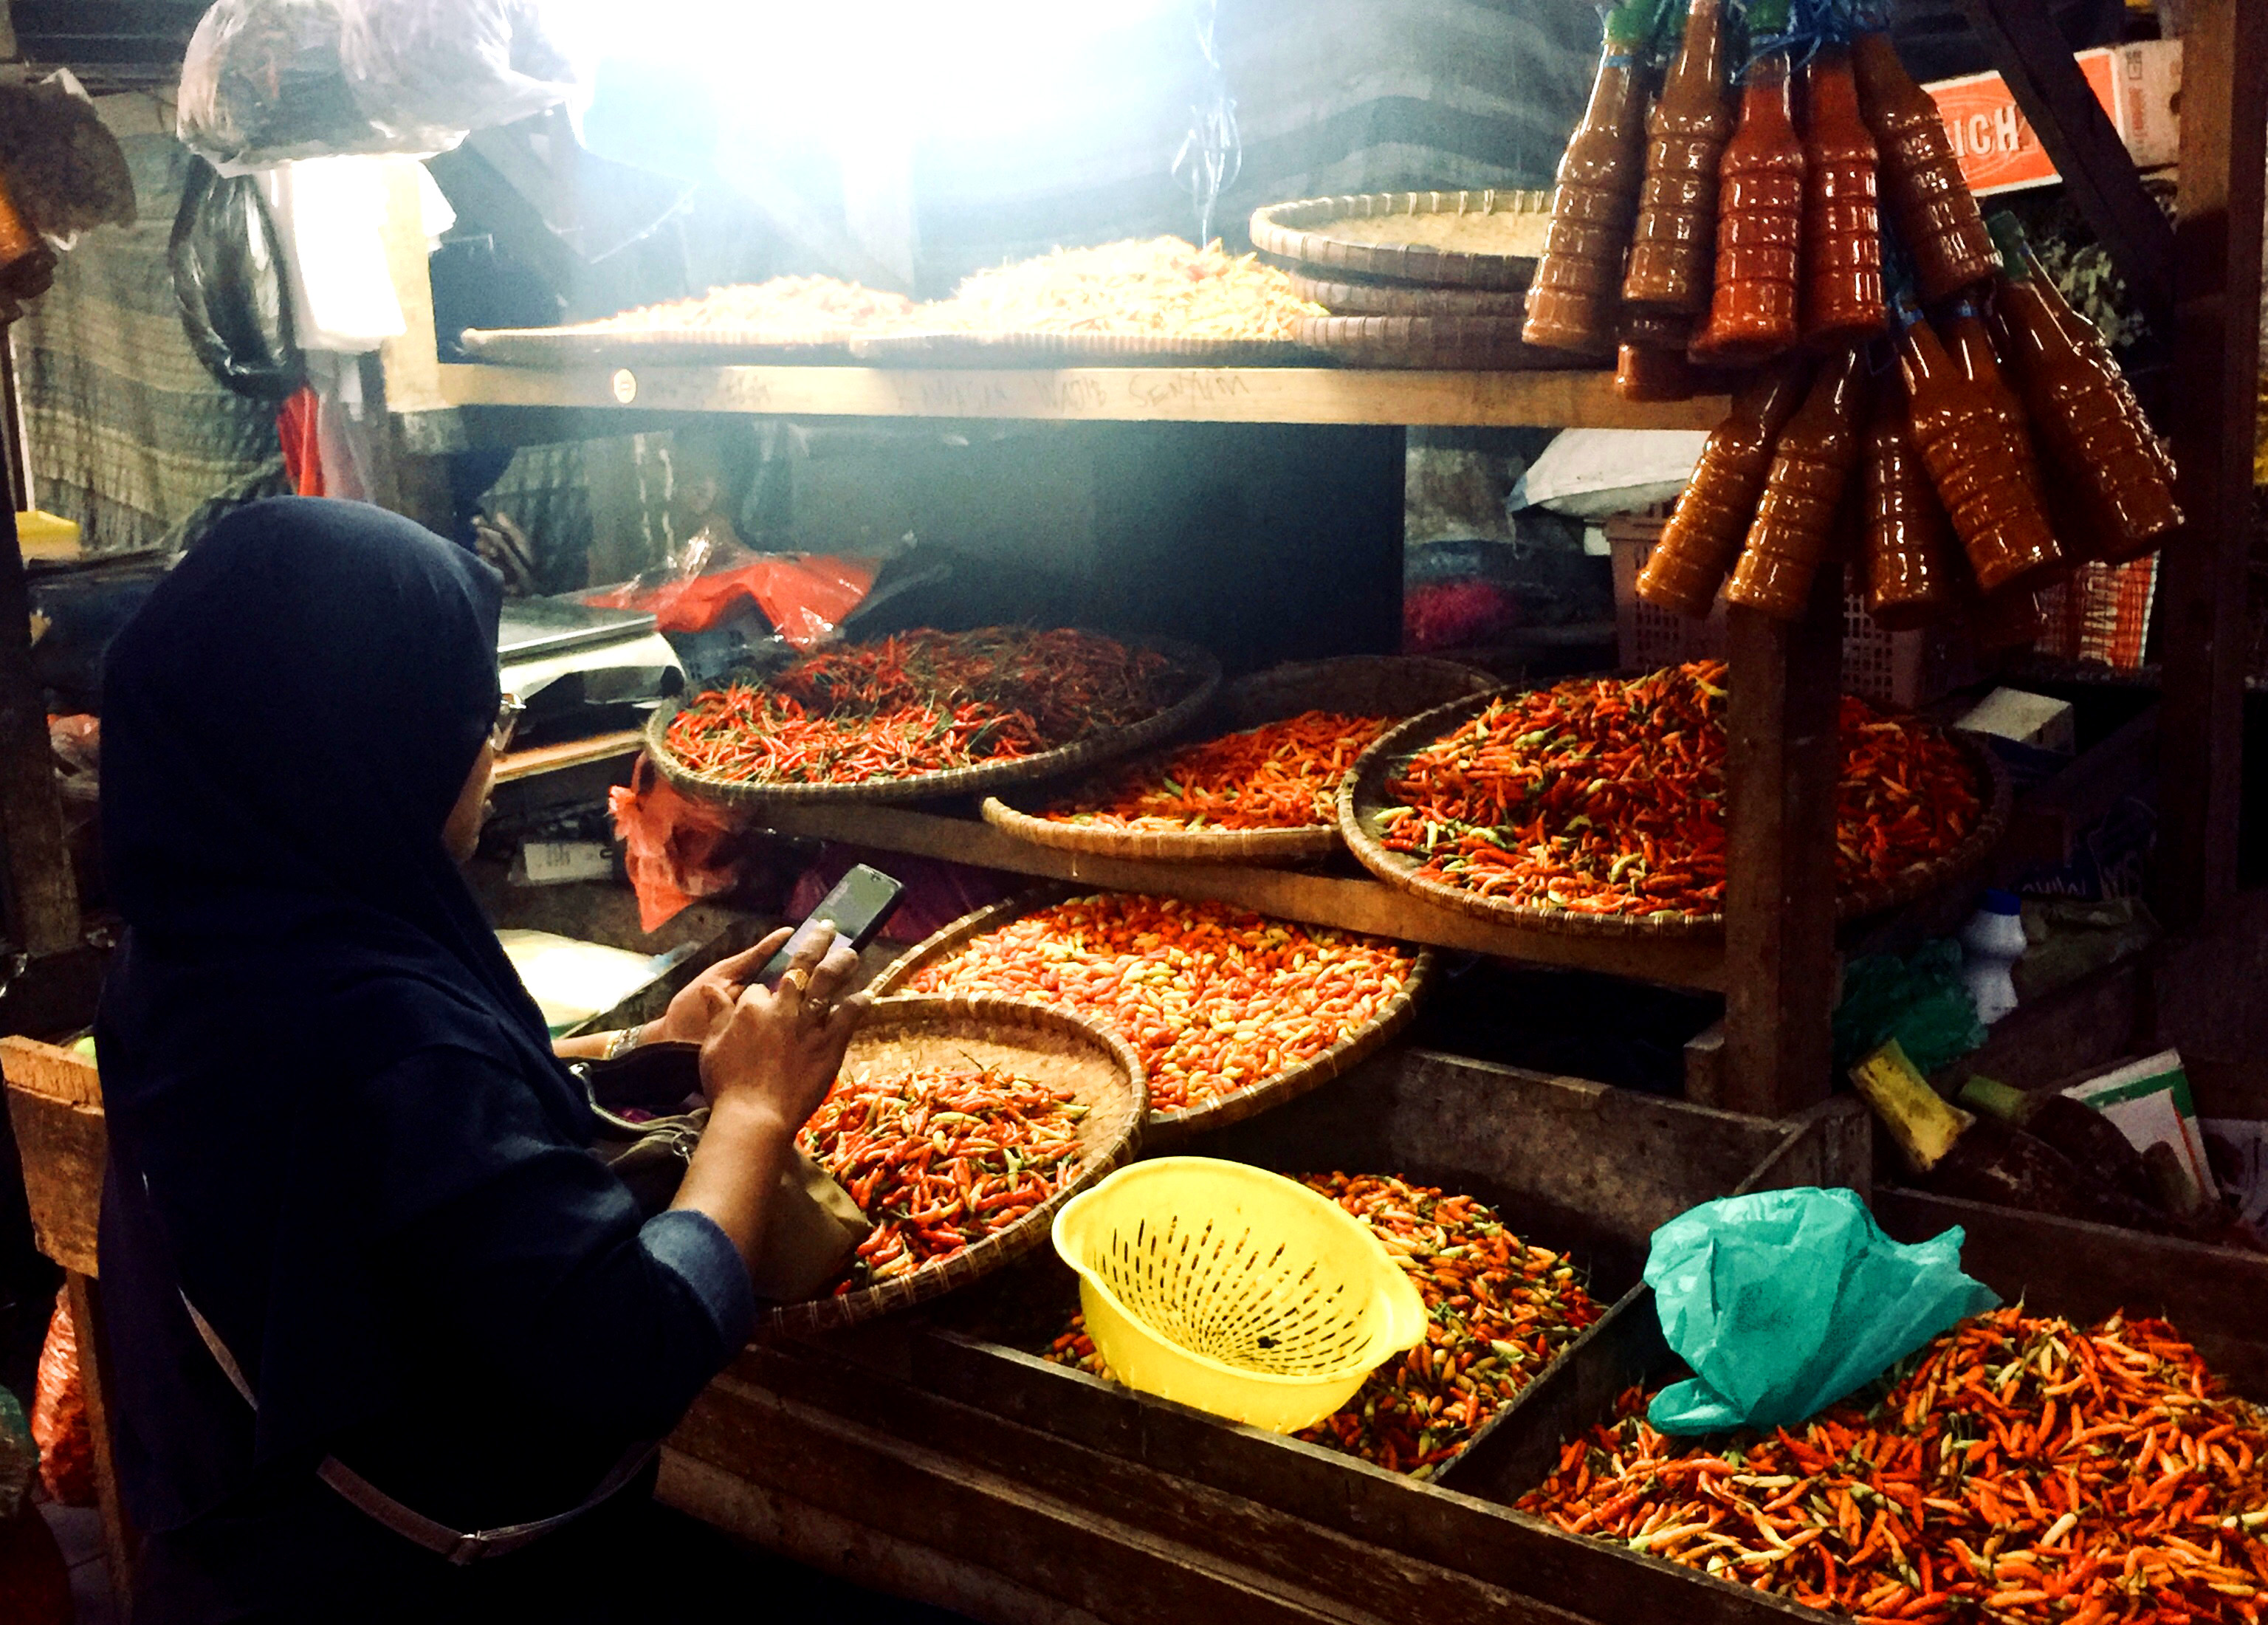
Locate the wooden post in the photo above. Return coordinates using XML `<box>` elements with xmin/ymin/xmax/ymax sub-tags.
<box><xmin>2154</xmin><ymin>0</ymin><xmax>2266</xmax><ymax>929</ymax></box>
<box><xmin>65</xmin><ymin>1273</ymin><xmax>137</xmax><ymax>1614</ymax></box>
<box><xmin>1721</xmin><ymin>566</ymin><xmax>1843</xmax><ymax>1117</ymax></box>
<box><xmin>0</xmin><ymin>496</ymin><xmax>78</xmax><ymax>957</ymax></box>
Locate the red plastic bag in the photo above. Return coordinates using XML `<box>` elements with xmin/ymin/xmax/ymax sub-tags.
<box><xmin>608</xmin><ymin>755</ymin><xmax>746</xmax><ymax>932</ymax></box>
<box><xmin>276</xmin><ymin>384</ymin><xmax>323</xmax><ymax>495</ymax></box>
<box><xmin>30</xmin><ymin>1290</ymin><xmax>93</xmax><ymax>1508</ymax></box>
<box><xmin>588</xmin><ymin>544</ymin><xmax>876</xmax><ymax>644</ymax></box>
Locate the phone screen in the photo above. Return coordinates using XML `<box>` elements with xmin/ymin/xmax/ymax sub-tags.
<box><xmin>757</xmin><ymin>864</ymin><xmax>905</xmax><ymax>987</ymax></box>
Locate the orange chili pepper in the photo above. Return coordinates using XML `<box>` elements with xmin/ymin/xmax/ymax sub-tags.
<box><xmin>1519</xmin><ymin>1307</ymin><xmax>2268</xmax><ymax>1624</ymax></box>
<box><xmin>1046</xmin><ymin>710</ymin><xmax>1390</xmax><ymax>833</ymax></box>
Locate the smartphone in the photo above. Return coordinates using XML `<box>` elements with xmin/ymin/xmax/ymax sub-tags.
<box><xmin>756</xmin><ymin>864</ymin><xmax>905</xmax><ymax>988</ymax></box>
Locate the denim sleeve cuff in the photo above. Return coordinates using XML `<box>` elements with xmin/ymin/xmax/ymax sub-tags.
<box><xmin>638</xmin><ymin>1209</ymin><xmax>756</xmax><ymax>1354</ymax></box>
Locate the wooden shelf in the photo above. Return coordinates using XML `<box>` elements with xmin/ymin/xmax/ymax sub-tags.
<box><xmin>493</xmin><ymin>728</ymin><xmax>644</xmax><ymax>784</ymax></box>
<box><xmin>433</xmin><ymin>362</ymin><xmax>1731</xmax><ymax>430</ymax></box>
<box><xmin>746</xmin><ymin>800</ymin><xmax>1727</xmax><ymax>991</ymax></box>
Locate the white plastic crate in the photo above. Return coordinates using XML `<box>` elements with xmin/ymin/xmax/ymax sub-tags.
<box><xmin>1606</xmin><ymin>514</ymin><xmax>1978</xmax><ymax>710</ymax></box>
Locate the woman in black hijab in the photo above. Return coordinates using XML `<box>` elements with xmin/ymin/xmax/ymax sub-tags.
<box><xmin>93</xmin><ymin>498</ymin><xmax>865</xmax><ymax>1621</ymax></box>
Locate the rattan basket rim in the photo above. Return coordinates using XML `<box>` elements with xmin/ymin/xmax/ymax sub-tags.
<box><xmin>1285</xmin><ymin>273</ymin><xmax>1533</xmax><ymax>318</ymax></box>
<box><xmin>1298</xmin><ymin>315</ymin><xmax>1596</xmax><ymax>370</ymax></box>
<box><xmin>866</xmin><ymin>887</ymin><xmax>1433</xmax><ymax>1144</ymax></box>
<box><xmin>1336</xmin><ymin>682</ymin><xmax>2016</xmax><ymax>939</ymax></box>
<box><xmin>1248</xmin><ymin>190</ymin><xmax>1554</xmax><ymax>292</ymax></box>
<box><xmin>755</xmin><ymin>994</ymin><xmax>1147</xmax><ymax>1337</ymax></box>
<box><xmin>846</xmin><ymin>329</ymin><xmax>1316</xmax><ymax>367</ymax></box>
<box><xmin>977</xmin><ymin>656</ymin><xmax>1497</xmax><ymax>867</ymax></box>
<box><xmin>458</xmin><ymin>325</ymin><xmax>861</xmax><ymax>367</ymax></box>
<box><xmin>644</xmin><ymin>634</ymin><xmax>1221</xmax><ymax>808</ymax></box>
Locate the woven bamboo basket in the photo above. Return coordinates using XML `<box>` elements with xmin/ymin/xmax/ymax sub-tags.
<box><xmin>645</xmin><ymin>636</ymin><xmax>1220</xmax><ymax>809</ymax></box>
<box><xmin>1286</xmin><ymin>274</ymin><xmax>1531</xmax><ymax>318</ymax></box>
<box><xmin>979</xmin><ymin>656</ymin><xmax>1495</xmax><ymax>866</ymax></box>
<box><xmin>1248</xmin><ymin>190</ymin><xmax>1553</xmax><ymax>292</ymax></box>
<box><xmin>458</xmin><ymin>325</ymin><xmax>860</xmax><ymax>367</ymax></box>
<box><xmin>846</xmin><ymin>331</ymin><xmax>1316</xmax><ymax>368</ymax></box>
<box><xmin>758</xmin><ymin>996</ymin><xmax>1146</xmax><ymax>1337</ymax></box>
<box><xmin>1298</xmin><ymin>315</ymin><xmax>1595</xmax><ymax>371</ymax></box>
<box><xmin>1338</xmin><ymin>686</ymin><xmax>2015</xmax><ymax>939</ymax></box>
<box><xmin>869</xmin><ymin>889</ymin><xmax>1434</xmax><ymax>1147</ymax></box>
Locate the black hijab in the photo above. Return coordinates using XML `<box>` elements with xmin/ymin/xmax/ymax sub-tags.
<box><xmin>95</xmin><ymin>498</ymin><xmax>588</xmax><ymax>1516</ymax></box>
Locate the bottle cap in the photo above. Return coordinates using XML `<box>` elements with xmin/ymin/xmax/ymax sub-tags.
<box><xmin>1980</xmin><ymin>887</ymin><xmax>2021</xmax><ymax>916</ymax></box>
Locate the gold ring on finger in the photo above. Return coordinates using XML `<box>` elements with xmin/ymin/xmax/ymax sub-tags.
<box><xmin>780</xmin><ymin>967</ymin><xmax>811</xmax><ymax>995</ymax></box>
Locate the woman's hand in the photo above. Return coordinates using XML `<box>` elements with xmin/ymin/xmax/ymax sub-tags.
<box><xmin>697</xmin><ymin>924</ymin><xmax>867</xmax><ymax>1135</ymax></box>
<box><xmin>650</xmin><ymin>928</ymin><xmax>795</xmax><ymax>1047</ymax></box>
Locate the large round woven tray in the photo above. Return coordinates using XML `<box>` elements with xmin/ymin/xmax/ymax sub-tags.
<box><xmin>759</xmin><ymin>995</ymin><xmax>1146</xmax><ymax>1337</ymax></box>
<box><xmin>979</xmin><ymin>656</ymin><xmax>1495</xmax><ymax>866</ymax></box>
<box><xmin>644</xmin><ymin>635</ymin><xmax>1221</xmax><ymax>808</ymax></box>
<box><xmin>1337</xmin><ymin>687</ymin><xmax>2016</xmax><ymax>938</ymax></box>
<box><xmin>869</xmin><ymin>889</ymin><xmax>1434</xmax><ymax>1146</ymax></box>
<box><xmin>845</xmin><ymin>331</ymin><xmax>1315</xmax><ymax>368</ymax></box>
<box><xmin>1249</xmin><ymin>191</ymin><xmax>1553</xmax><ymax>292</ymax></box>
<box><xmin>1287</xmin><ymin>274</ymin><xmax>1531</xmax><ymax>317</ymax></box>
<box><xmin>1299</xmin><ymin>315</ymin><xmax>1598</xmax><ymax>371</ymax></box>
<box><xmin>458</xmin><ymin>326</ymin><xmax>859</xmax><ymax>367</ymax></box>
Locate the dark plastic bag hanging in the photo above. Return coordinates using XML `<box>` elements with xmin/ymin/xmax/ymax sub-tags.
<box><xmin>170</xmin><ymin>157</ymin><xmax>304</xmax><ymax>402</ymax></box>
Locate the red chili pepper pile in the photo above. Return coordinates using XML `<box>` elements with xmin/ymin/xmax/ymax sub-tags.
<box><xmin>1045</xmin><ymin>710</ymin><xmax>1391</xmax><ymax>832</ymax></box>
<box><xmin>1376</xmin><ymin>660</ymin><xmax>1979</xmax><ymax>918</ymax></box>
<box><xmin>901</xmin><ymin>894</ymin><xmax>1416</xmax><ymax>1114</ymax></box>
<box><xmin>1045</xmin><ymin>1172</ymin><xmax>1601</xmax><ymax>1476</ymax></box>
<box><xmin>797</xmin><ymin>1062</ymin><xmax>1087</xmax><ymax>1293</ymax></box>
<box><xmin>664</xmin><ymin>628</ymin><xmax>1181</xmax><ymax>786</ymax></box>
<box><xmin>1520</xmin><ymin>1307</ymin><xmax>2268</xmax><ymax>1624</ymax></box>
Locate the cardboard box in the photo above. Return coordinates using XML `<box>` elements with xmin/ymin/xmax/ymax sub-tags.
<box><xmin>1925</xmin><ymin>38</ymin><xmax>2182</xmax><ymax>197</ymax></box>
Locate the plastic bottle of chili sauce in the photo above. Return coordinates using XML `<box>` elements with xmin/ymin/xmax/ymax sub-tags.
<box><xmin>1896</xmin><ymin>296</ymin><xmax>2063</xmax><ymax>596</ymax></box>
<box><xmin>1523</xmin><ymin>32</ymin><xmax>1654</xmax><ymax>354</ymax></box>
<box><xmin>1863</xmin><ymin>382</ymin><xmax>1959</xmax><ymax>630</ymax></box>
<box><xmin>1726</xmin><ymin>344</ymin><xmax>1872</xmax><ymax>619</ymax></box>
<box><xmin>1692</xmin><ymin>55</ymin><xmax>1805</xmax><ymax>363</ymax></box>
<box><xmin>1986</xmin><ymin>216</ymin><xmax>2182</xmax><ymax>563</ymax></box>
<box><xmin>1800</xmin><ymin>49</ymin><xmax>1888</xmax><ymax>345</ymax></box>
<box><xmin>1637</xmin><ymin>357</ymin><xmax>1813</xmax><ymax>616</ymax></box>
<box><xmin>1623</xmin><ymin>0</ymin><xmax>1733</xmax><ymax>317</ymax></box>
<box><xmin>1852</xmin><ymin>31</ymin><xmax>1997</xmax><ymax>302</ymax></box>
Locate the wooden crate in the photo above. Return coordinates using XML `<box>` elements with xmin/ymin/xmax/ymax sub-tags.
<box><xmin>663</xmin><ymin>1048</ymin><xmax>1869</xmax><ymax>1625</ymax></box>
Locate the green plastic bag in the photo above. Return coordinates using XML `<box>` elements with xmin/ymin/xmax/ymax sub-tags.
<box><xmin>1832</xmin><ymin>941</ymin><xmax>1985</xmax><ymax>1078</ymax></box>
<box><xmin>1644</xmin><ymin>1188</ymin><xmax>1999</xmax><ymax>1435</ymax></box>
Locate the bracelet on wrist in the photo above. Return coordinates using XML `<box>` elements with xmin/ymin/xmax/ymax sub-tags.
<box><xmin>603</xmin><ymin>1023</ymin><xmax>650</xmax><ymax>1061</ymax></box>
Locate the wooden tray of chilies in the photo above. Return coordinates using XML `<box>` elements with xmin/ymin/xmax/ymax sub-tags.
<box><xmin>979</xmin><ymin>656</ymin><xmax>1496</xmax><ymax>866</ymax></box>
<box><xmin>868</xmin><ymin>889</ymin><xmax>1434</xmax><ymax>1147</ymax></box>
<box><xmin>644</xmin><ymin>634</ymin><xmax>1220</xmax><ymax>808</ymax></box>
<box><xmin>760</xmin><ymin>996</ymin><xmax>1146</xmax><ymax>1337</ymax></box>
<box><xmin>1336</xmin><ymin>683</ymin><xmax>2014</xmax><ymax>940</ymax></box>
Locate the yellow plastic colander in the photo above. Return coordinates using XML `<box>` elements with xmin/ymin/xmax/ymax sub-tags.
<box><xmin>1049</xmin><ymin>1157</ymin><xmax>1429</xmax><ymax>1433</ymax></box>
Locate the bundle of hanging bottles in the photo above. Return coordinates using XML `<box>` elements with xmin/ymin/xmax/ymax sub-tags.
<box><xmin>1522</xmin><ymin>0</ymin><xmax>2180</xmax><ymax>642</ymax></box>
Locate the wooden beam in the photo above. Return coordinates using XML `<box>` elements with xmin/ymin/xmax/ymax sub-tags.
<box><xmin>744</xmin><ymin>800</ymin><xmax>1728</xmax><ymax>990</ymax></box>
<box><xmin>492</xmin><ymin>728</ymin><xmax>644</xmax><ymax>784</ymax></box>
<box><xmin>0</xmin><ymin>501</ymin><xmax>77</xmax><ymax>955</ymax></box>
<box><xmin>434</xmin><ymin>362</ymin><xmax>1731</xmax><ymax>431</ymax></box>
<box><xmin>2152</xmin><ymin>0</ymin><xmax>2267</xmax><ymax>928</ymax></box>
<box><xmin>1953</xmin><ymin>0</ymin><xmax>2175</xmax><ymax>296</ymax></box>
<box><xmin>1720</xmin><ymin>571</ymin><xmax>1844</xmax><ymax>1116</ymax></box>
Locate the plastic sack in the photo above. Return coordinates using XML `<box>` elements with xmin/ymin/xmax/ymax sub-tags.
<box><xmin>171</xmin><ymin>158</ymin><xmax>303</xmax><ymax>400</ymax></box>
<box><xmin>1509</xmin><ymin>429</ymin><xmax>1710</xmax><ymax>518</ymax></box>
<box><xmin>1645</xmin><ymin>1188</ymin><xmax>2000</xmax><ymax>1435</ymax></box>
<box><xmin>1831</xmin><ymin>940</ymin><xmax>1985</xmax><ymax>1079</ymax></box>
<box><xmin>31</xmin><ymin>1290</ymin><xmax>94</xmax><ymax>1508</ymax></box>
<box><xmin>609</xmin><ymin>755</ymin><xmax>745</xmax><ymax>932</ymax></box>
<box><xmin>179</xmin><ymin>0</ymin><xmax>589</xmax><ymax>171</ymax></box>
